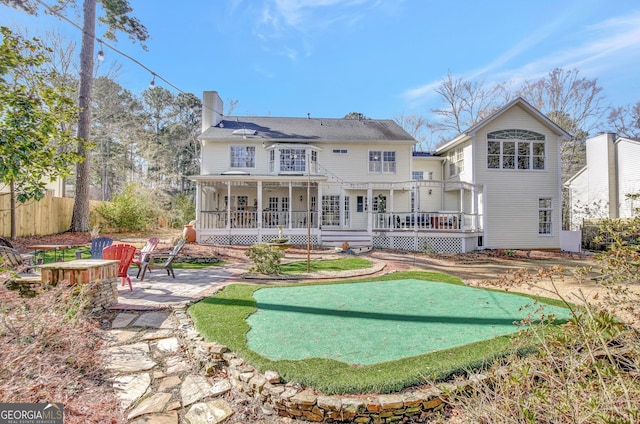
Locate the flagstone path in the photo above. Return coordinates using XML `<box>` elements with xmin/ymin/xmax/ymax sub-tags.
<box><xmin>105</xmin><ymin>306</ymin><xmax>234</xmax><ymax>424</ymax></box>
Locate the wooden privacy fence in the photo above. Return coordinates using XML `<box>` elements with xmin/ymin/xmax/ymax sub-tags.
<box><xmin>0</xmin><ymin>194</ymin><xmax>103</xmax><ymax>237</ymax></box>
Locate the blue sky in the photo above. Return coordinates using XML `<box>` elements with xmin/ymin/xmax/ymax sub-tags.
<box><xmin>2</xmin><ymin>0</ymin><xmax>640</xmax><ymax>122</ymax></box>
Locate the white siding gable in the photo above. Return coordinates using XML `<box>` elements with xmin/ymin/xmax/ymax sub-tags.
<box><xmin>617</xmin><ymin>138</ymin><xmax>640</xmax><ymax>218</ymax></box>
<box><xmin>472</xmin><ymin>104</ymin><xmax>562</xmax><ymax>249</ymax></box>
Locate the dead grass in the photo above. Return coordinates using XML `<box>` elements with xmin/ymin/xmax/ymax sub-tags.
<box><xmin>0</xmin><ymin>281</ymin><xmax>123</xmax><ymax>423</ymax></box>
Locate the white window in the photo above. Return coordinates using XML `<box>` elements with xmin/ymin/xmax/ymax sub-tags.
<box><xmin>369</xmin><ymin>151</ymin><xmax>396</xmax><ymax>173</ymax></box>
<box><xmin>539</xmin><ymin>198</ymin><xmax>552</xmax><ymax>234</ymax></box>
<box><xmin>373</xmin><ymin>195</ymin><xmax>386</xmax><ymax>212</ymax></box>
<box><xmin>344</xmin><ymin>196</ymin><xmax>350</xmax><ymax>227</ymax></box>
<box><xmin>230</xmin><ymin>146</ymin><xmax>255</xmax><ymax>168</ymax></box>
<box><xmin>447</xmin><ymin>147</ymin><xmax>464</xmax><ymax>177</ymax></box>
<box><xmin>487</xmin><ymin>129</ymin><xmax>545</xmax><ymax>170</ymax></box>
<box><xmin>280</xmin><ymin>148</ymin><xmax>306</xmax><ymax>172</ymax></box>
<box><xmin>412</xmin><ymin>171</ymin><xmax>424</xmax><ymax>180</ymax></box>
<box><xmin>237</xmin><ymin>196</ymin><xmax>248</xmax><ymax>210</ymax></box>
<box><xmin>310</xmin><ymin>150</ymin><xmax>318</xmax><ymax>174</ymax></box>
<box><xmin>356</xmin><ymin>196</ymin><xmax>368</xmax><ymax>212</ymax></box>
<box><xmin>322</xmin><ymin>195</ymin><xmax>340</xmax><ymax>226</ymax></box>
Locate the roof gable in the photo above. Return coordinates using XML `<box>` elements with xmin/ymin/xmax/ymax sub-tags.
<box><xmin>436</xmin><ymin>97</ymin><xmax>572</xmax><ymax>153</ymax></box>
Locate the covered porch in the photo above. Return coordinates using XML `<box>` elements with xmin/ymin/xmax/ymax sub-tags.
<box><xmin>190</xmin><ymin>176</ymin><xmax>484</xmax><ymax>252</ymax></box>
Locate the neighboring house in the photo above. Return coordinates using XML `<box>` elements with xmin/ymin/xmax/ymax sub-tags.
<box><xmin>566</xmin><ymin>133</ymin><xmax>640</xmax><ymax>229</ymax></box>
<box><xmin>0</xmin><ymin>179</ymin><xmax>65</xmax><ymax>198</ymax></box>
<box><xmin>190</xmin><ymin>92</ymin><xmax>570</xmax><ymax>253</ymax></box>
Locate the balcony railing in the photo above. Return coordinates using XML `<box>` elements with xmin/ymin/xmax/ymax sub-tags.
<box><xmin>199</xmin><ymin>211</ymin><xmax>318</xmax><ymax>229</ymax></box>
<box><xmin>373</xmin><ymin>212</ymin><xmax>482</xmax><ymax>231</ymax></box>
<box><xmin>199</xmin><ymin>210</ymin><xmax>481</xmax><ymax>231</ymax></box>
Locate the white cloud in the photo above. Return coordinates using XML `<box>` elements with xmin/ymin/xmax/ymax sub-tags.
<box><xmin>273</xmin><ymin>0</ymin><xmax>372</xmax><ymax>27</ymax></box>
<box><xmin>402</xmin><ymin>9</ymin><xmax>640</xmax><ymax>109</ymax></box>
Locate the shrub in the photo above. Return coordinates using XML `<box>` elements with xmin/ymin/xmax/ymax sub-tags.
<box><xmin>94</xmin><ymin>183</ymin><xmax>158</xmax><ymax>232</ymax></box>
<box><xmin>165</xmin><ymin>192</ymin><xmax>196</xmax><ymax>228</ymax></box>
<box><xmin>245</xmin><ymin>243</ymin><xmax>283</xmax><ymax>275</ymax></box>
<box><xmin>440</xmin><ymin>205</ymin><xmax>640</xmax><ymax>423</ymax></box>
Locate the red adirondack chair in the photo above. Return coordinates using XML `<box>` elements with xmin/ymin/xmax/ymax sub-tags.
<box><xmin>103</xmin><ymin>244</ymin><xmax>137</xmax><ymax>291</ymax></box>
<box><xmin>132</xmin><ymin>237</ymin><xmax>160</xmax><ymax>276</ymax></box>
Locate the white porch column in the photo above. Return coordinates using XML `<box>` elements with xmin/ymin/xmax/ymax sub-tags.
<box><xmin>317</xmin><ymin>183</ymin><xmax>323</xmax><ymax>228</ymax></box>
<box><xmin>195</xmin><ymin>181</ymin><xmax>201</xmax><ymax>235</ymax></box>
<box><xmin>257</xmin><ymin>181</ymin><xmax>263</xmax><ymax>228</ymax></box>
<box><xmin>339</xmin><ymin>188</ymin><xmax>345</xmax><ymax>228</ymax></box>
<box><xmin>367</xmin><ymin>184</ymin><xmax>373</xmax><ymax>232</ymax></box>
<box><xmin>481</xmin><ymin>185</ymin><xmax>487</xmax><ymax>245</ymax></box>
<box><xmin>459</xmin><ymin>188</ymin><xmax>464</xmax><ymax>230</ymax></box>
<box><xmin>288</xmin><ymin>182</ymin><xmax>293</xmax><ymax>229</ymax></box>
<box><xmin>226</xmin><ymin>181</ymin><xmax>231</xmax><ymax>229</ymax></box>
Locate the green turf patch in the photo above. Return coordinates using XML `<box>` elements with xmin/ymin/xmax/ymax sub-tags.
<box><xmin>246</xmin><ymin>279</ymin><xmax>570</xmax><ymax>365</ymax></box>
<box><xmin>189</xmin><ymin>271</ymin><xmax>570</xmax><ymax>394</ymax></box>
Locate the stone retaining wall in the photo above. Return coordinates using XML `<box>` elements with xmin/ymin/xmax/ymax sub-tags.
<box><xmin>82</xmin><ymin>278</ymin><xmax>118</xmax><ymax>312</ymax></box>
<box><xmin>5</xmin><ymin>276</ymin><xmax>118</xmax><ymax>313</ymax></box>
<box><xmin>177</xmin><ymin>309</ymin><xmax>481</xmax><ymax>423</ymax></box>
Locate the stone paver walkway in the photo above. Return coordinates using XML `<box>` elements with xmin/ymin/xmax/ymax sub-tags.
<box><xmin>105</xmin><ymin>255</ymin><xmax>388</xmax><ymax>423</ymax></box>
<box><xmin>105</xmin><ymin>306</ymin><xmax>238</xmax><ymax>424</ymax></box>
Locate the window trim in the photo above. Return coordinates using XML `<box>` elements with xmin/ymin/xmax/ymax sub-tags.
<box><xmin>369</xmin><ymin>150</ymin><xmax>396</xmax><ymax>174</ymax></box>
<box><xmin>356</xmin><ymin>196</ymin><xmax>368</xmax><ymax>212</ymax></box>
<box><xmin>538</xmin><ymin>197</ymin><xmax>553</xmax><ymax>235</ymax></box>
<box><xmin>447</xmin><ymin>147</ymin><xmax>464</xmax><ymax>177</ymax></box>
<box><xmin>229</xmin><ymin>145</ymin><xmax>256</xmax><ymax>168</ymax></box>
<box><xmin>487</xmin><ymin>129</ymin><xmax>546</xmax><ymax>171</ymax></box>
<box><xmin>412</xmin><ymin>171</ymin><xmax>424</xmax><ymax>180</ymax></box>
<box><xmin>279</xmin><ymin>148</ymin><xmax>306</xmax><ymax>173</ymax></box>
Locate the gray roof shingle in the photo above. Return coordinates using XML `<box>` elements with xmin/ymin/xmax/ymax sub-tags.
<box><xmin>199</xmin><ymin>116</ymin><xmax>415</xmax><ymax>142</ymax></box>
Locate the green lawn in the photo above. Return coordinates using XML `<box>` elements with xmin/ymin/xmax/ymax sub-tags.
<box><xmin>280</xmin><ymin>257</ymin><xmax>371</xmax><ymax>273</ymax></box>
<box><xmin>189</xmin><ymin>271</ymin><xmax>569</xmax><ymax>395</ymax></box>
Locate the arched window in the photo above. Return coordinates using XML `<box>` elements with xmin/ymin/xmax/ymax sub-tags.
<box><xmin>487</xmin><ymin>129</ymin><xmax>545</xmax><ymax>170</ymax></box>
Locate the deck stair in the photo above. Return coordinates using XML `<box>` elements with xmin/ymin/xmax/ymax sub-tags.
<box><xmin>320</xmin><ymin>230</ymin><xmax>372</xmax><ymax>248</ymax></box>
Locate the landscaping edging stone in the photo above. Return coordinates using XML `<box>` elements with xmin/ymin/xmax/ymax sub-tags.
<box><xmin>175</xmin><ymin>306</ymin><xmax>485</xmax><ymax>423</ymax></box>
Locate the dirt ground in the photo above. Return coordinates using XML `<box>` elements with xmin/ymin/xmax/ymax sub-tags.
<box><xmin>10</xmin><ymin>231</ymin><xmax>609</xmax><ymax>306</ymax></box>
<box><xmin>7</xmin><ymin>232</ymin><xmax>638</xmax><ymax>423</ymax></box>
<box><xmin>12</xmin><ymin>230</ymin><xmax>638</xmax><ymax>319</ymax></box>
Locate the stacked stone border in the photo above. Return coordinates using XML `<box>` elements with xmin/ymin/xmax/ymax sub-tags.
<box><xmin>175</xmin><ymin>307</ymin><xmax>488</xmax><ymax>423</ymax></box>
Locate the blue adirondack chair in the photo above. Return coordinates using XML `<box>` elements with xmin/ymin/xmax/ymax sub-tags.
<box><xmin>75</xmin><ymin>237</ymin><xmax>113</xmax><ymax>260</ymax></box>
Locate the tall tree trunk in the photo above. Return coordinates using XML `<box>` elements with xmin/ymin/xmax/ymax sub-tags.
<box><xmin>70</xmin><ymin>0</ymin><xmax>96</xmax><ymax>232</ymax></box>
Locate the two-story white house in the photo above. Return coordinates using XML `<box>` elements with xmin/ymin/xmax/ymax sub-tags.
<box><xmin>190</xmin><ymin>92</ymin><xmax>570</xmax><ymax>253</ymax></box>
<box><xmin>566</xmin><ymin>133</ymin><xmax>640</xmax><ymax>229</ymax></box>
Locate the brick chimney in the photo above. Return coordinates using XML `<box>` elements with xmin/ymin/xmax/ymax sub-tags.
<box><xmin>202</xmin><ymin>91</ymin><xmax>223</xmax><ymax>132</ymax></box>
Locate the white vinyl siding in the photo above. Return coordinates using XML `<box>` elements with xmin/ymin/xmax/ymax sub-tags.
<box><xmin>474</xmin><ymin>105</ymin><xmax>561</xmax><ymax>249</ymax></box>
<box><xmin>618</xmin><ymin>140</ymin><xmax>640</xmax><ymax>218</ymax></box>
